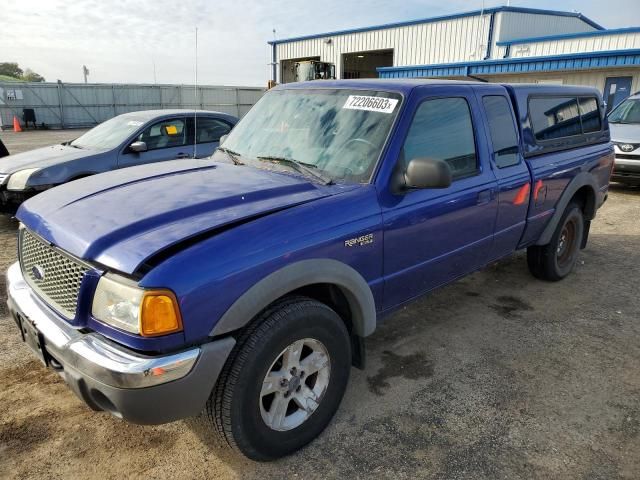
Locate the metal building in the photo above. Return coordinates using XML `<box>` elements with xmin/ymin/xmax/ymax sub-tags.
<box><xmin>270</xmin><ymin>6</ymin><xmax>640</xmax><ymax>111</ymax></box>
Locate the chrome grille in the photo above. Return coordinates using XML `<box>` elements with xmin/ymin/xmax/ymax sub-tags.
<box><xmin>19</xmin><ymin>228</ymin><xmax>91</xmax><ymax>319</ymax></box>
<box><xmin>0</xmin><ymin>173</ymin><xmax>8</xmax><ymax>185</ymax></box>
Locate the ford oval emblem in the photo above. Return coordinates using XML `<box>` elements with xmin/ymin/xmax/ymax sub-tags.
<box><xmin>32</xmin><ymin>265</ymin><xmax>45</xmax><ymax>281</ymax></box>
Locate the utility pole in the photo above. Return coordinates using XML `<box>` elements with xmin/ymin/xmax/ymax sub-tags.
<box><xmin>152</xmin><ymin>58</ymin><xmax>157</xmax><ymax>84</ymax></box>
<box><xmin>82</xmin><ymin>65</ymin><xmax>90</xmax><ymax>83</ymax></box>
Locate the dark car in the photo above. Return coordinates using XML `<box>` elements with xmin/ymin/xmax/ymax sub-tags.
<box><xmin>8</xmin><ymin>80</ymin><xmax>612</xmax><ymax>460</ymax></box>
<box><xmin>0</xmin><ymin>109</ymin><xmax>237</xmax><ymax>212</ymax></box>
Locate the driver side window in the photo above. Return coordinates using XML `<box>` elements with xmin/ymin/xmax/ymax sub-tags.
<box><xmin>402</xmin><ymin>97</ymin><xmax>478</xmax><ymax>180</ymax></box>
<box><xmin>137</xmin><ymin>118</ymin><xmax>186</xmax><ymax>151</ymax></box>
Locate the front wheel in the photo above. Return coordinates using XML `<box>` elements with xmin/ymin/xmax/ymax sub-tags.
<box><xmin>527</xmin><ymin>201</ymin><xmax>584</xmax><ymax>281</ymax></box>
<box><xmin>206</xmin><ymin>297</ymin><xmax>351</xmax><ymax>460</ymax></box>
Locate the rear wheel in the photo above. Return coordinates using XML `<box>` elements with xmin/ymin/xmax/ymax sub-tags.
<box><xmin>527</xmin><ymin>201</ymin><xmax>584</xmax><ymax>281</ymax></box>
<box><xmin>206</xmin><ymin>297</ymin><xmax>351</xmax><ymax>460</ymax></box>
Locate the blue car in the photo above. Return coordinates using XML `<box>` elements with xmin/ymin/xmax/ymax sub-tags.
<box><xmin>8</xmin><ymin>80</ymin><xmax>612</xmax><ymax>460</ymax></box>
<box><xmin>0</xmin><ymin>109</ymin><xmax>237</xmax><ymax>212</ymax></box>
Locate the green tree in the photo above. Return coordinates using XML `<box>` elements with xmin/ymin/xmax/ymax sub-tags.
<box><xmin>0</xmin><ymin>62</ymin><xmax>23</xmax><ymax>79</ymax></box>
<box><xmin>22</xmin><ymin>68</ymin><xmax>45</xmax><ymax>82</ymax></box>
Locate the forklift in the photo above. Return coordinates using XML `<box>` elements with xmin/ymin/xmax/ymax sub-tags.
<box><xmin>293</xmin><ymin>60</ymin><xmax>336</xmax><ymax>82</ymax></box>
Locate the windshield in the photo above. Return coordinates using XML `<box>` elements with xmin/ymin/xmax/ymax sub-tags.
<box><xmin>608</xmin><ymin>98</ymin><xmax>640</xmax><ymax>124</ymax></box>
<box><xmin>218</xmin><ymin>88</ymin><xmax>402</xmax><ymax>183</ymax></box>
<box><xmin>71</xmin><ymin>115</ymin><xmax>146</xmax><ymax>150</ymax></box>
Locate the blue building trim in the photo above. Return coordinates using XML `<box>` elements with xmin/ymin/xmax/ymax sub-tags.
<box><xmin>272</xmin><ymin>43</ymin><xmax>277</xmax><ymax>82</ymax></box>
<box><xmin>377</xmin><ymin>49</ymin><xmax>640</xmax><ymax>79</ymax></box>
<box><xmin>485</xmin><ymin>12</ymin><xmax>496</xmax><ymax>60</ymax></box>
<box><xmin>268</xmin><ymin>6</ymin><xmax>603</xmax><ymax>46</ymax></box>
<box><xmin>496</xmin><ymin>27</ymin><xmax>640</xmax><ymax>47</ymax></box>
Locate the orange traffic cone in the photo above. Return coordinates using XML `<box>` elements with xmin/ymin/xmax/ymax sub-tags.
<box><xmin>13</xmin><ymin>116</ymin><xmax>22</xmax><ymax>132</ymax></box>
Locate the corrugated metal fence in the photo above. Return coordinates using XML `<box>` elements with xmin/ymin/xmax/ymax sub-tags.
<box><xmin>0</xmin><ymin>82</ymin><xmax>264</xmax><ymax>129</ymax></box>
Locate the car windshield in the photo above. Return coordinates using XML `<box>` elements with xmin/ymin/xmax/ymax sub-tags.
<box><xmin>217</xmin><ymin>88</ymin><xmax>402</xmax><ymax>183</ymax></box>
<box><xmin>608</xmin><ymin>98</ymin><xmax>640</xmax><ymax>124</ymax></box>
<box><xmin>70</xmin><ymin>115</ymin><xmax>146</xmax><ymax>150</ymax></box>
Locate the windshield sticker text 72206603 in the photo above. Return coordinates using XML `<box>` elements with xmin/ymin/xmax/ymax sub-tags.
<box><xmin>343</xmin><ymin>95</ymin><xmax>398</xmax><ymax>114</ymax></box>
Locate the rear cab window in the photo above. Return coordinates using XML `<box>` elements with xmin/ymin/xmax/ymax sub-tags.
<box><xmin>482</xmin><ymin>95</ymin><xmax>520</xmax><ymax>168</ymax></box>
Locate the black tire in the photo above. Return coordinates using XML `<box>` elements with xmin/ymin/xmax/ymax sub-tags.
<box><xmin>206</xmin><ymin>296</ymin><xmax>351</xmax><ymax>460</ymax></box>
<box><xmin>527</xmin><ymin>201</ymin><xmax>584</xmax><ymax>281</ymax></box>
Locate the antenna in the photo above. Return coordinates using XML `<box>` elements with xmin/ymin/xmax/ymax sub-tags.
<box><xmin>193</xmin><ymin>27</ymin><xmax>198</xmax><ymax>159</ymax></box>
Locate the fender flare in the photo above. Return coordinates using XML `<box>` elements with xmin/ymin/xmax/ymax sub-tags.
<box><xmin>535</xmin><ymin>172</ymin><xmax>598</xmax><ymax>246</ymax></box>
<box><xmin>210</xmin><ymin>259</ymin><xmax>377</xmax><ymax>338</ymax></box>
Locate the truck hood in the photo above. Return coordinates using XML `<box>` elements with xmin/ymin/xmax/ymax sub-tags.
<box><xmin>609</xmin><ymin>123</ymin><xmax>640</xmax><ymax>144</ymax></box>
<box><xmin>17</xmin><ymin>160</ymin><xmax>339</xmax><ymax>274</ymax></box>
<box><xmin>0</xmin><ymin>144</ymin><xmax>99</xmax><ymax>173</ymax></box>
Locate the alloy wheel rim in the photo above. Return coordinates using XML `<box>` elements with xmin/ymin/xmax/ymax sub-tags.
<box><xmin>259</xmin><ymin>338</ymin><xmax>331</xmax><ymax>431</ymax></box>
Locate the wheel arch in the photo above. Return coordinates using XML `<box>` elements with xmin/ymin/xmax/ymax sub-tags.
<box><xmin>535</xmin><ymin>172</ymin><xmax>598</xmax><ymax>246</ymax></box>
<box><xmin>209</xmin><ymin>259</ymin><xmax>377</xmax><ymax>339</ymax></box>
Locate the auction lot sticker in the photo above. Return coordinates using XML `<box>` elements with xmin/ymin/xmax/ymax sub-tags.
<box><xmin>343</xmin><ymin>95</ymin><xmax>398</xmax><ymax>113</ymax></box>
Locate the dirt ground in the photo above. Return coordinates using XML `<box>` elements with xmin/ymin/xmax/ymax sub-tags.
<box><xmin>0</xmin><ymin>130</ymin><xmax>638</xmax><ymax>479</ymax></box>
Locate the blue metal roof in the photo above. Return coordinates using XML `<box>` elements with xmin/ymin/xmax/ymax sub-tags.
<box><xmin>496</xmin><ymin>26</ymin><xmax>640</xmax><ymax>46</ymax></box>
<box><xmin>269</xmin><ymin>6</ymin><xmax>603</xmax><ymax>45</ymax></box>
<box><xmin>377</xmin><ymin>49</ymin><xmax>640</xmax><ymax>78</ymax></box>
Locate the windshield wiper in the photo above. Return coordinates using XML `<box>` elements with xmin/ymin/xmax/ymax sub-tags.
<box><xmin>256</xmin><ymin>155</ymin><xmax>333</xmax><ymax>185</ymax></box>
<box><xmin>217</xmin><ymin>146</ymin><xmax>244</xmax><ymax>165</ymax></box>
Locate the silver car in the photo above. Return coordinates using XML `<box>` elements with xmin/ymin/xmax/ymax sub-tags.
<box><xmin>609</xmin><ymin>94</ymin><xmax>640</xmax><ymax>186</ymax></box>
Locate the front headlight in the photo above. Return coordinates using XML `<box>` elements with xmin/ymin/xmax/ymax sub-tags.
<box><xmin>7</xmin><ymin>168</ymin><xmax>41</xmax><ymax>191</ymax></box>
<box><xmin>92</xmin><ymin>274</ymin><xmax>183</xmax><ymax>337</ymax></box>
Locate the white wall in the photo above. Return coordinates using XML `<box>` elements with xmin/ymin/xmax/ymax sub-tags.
<box><xmin>275</xmin><ymin>10</ymin><xmax>603</xmax><ymax>81</ymax></box>
<box><xmin>494</xmin><ymin>12</ymin><xmax>596</xmax><ymax>44</ymax></box>
<box><xmin>480</xmin><ymin>69</ymin><xmax>640</xmax><ymax>94</ymax></box>
<box><xmin>507</xmin><ymin>31</ymin><xmax>640</xmax><ymax>58</ymax></box>
<box><xmin>275</xmin><ymin>14</ymin><xmax>492</xmax><ymax>81</ymax></box>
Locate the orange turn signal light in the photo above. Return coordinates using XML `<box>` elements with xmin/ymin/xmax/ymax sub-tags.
<box><xmin>140</xmin><ymin>290</ymin><xmax>183</xmax><ymax>337</ymax></box>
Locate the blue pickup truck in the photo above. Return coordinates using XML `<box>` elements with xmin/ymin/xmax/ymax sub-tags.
<box><xmin>7</xmin><ymin>79</ymin><xmax>613</xmax><ymax>460</ymax></box>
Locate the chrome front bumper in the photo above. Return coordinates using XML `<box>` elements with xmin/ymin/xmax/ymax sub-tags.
<box><xmin>7</xmin><ymin>261</ymin><xmax>236</xmax><ymax>424</ymax></box>
<box><xmin>6</xmin><ymin>261</ymin><xmax>199</xmax><ymax>388</ymax></box>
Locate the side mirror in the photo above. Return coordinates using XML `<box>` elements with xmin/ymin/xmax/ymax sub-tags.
<box><xmin>404</xmin><ymin>157</ymin><xmax>452</xmax><ymax>189</ymax></box>
<box><xmin>129</xmin><ymin>141</ymin><xmax>147</xmax><ymax>153</ymax></box>
<box><xmin>219</xmin><ymin>134</ymin><xmax>228</xmax><ymax>145</ymax></box>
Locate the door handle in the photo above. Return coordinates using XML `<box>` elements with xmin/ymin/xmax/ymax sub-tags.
<box><xmin>175</xmin><ymin>152</ymin><xmax>190</xmax><ymax>159</ymax></box>
<box><xmin>477</xmin><ymin>189</ymin><xmax>493</xmax><ymax>205</ymax></box>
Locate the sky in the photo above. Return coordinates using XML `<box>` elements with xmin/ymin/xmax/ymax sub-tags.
<box><xmin>2</xmin><ymin>0</ymin><xmax>639</xmax><ymax>87</ymax></box>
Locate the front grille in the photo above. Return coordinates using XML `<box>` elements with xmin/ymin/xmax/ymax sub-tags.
<box><xmin>0</xmin><ymin>173</ymin><xmax>8</xmax><ymax>185</ymax></box>
<box><xmin>19</xmin><ymin>228</ymin><xmax>91</xmax><ymax>319</ymax></box>
<box><xmin>615</xmin><ymin>154</ymin><xmax>640</xmax><ymax>160</ymax></box>
<box><xmin>614</xmin><ymin>143</ymin><xmax>640</xmax><ymax>152</ymax></box>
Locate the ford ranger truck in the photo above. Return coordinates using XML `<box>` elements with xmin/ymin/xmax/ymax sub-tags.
<box><xmin>7</xmin><ymin>80</ymin><xmax>613</xmax><ymax>460</ymax></box>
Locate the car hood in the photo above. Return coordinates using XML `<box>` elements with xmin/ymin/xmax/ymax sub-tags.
<box><xmin>17</xmin><ymin>160</ymin><xmax>343</xmax><ymax>274</ymax></box>
<box><xmin>609</xmin><ymin>123</ymin><xmax>640</xmax><ymax>144</ymax></box>
<box><xmin>0</xmin><ymin>144</ymin><xmax>99</xmax><ymax>173</ymax></box>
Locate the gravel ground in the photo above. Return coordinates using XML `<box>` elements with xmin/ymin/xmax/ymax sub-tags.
<box><xmin>0</xmin><ymin>130</ymin><xmax>638</xmax><ymax>479</ymax></box>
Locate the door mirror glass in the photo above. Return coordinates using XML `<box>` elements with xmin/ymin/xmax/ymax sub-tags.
<box><xmin>129</xmin><ymin>141</ymin><xmax>147</xmax><ymax>153</ymax></box>
<box><xmin>405</xmin><ymin>157</ymin><xmax>452</xmax><ymax>189</ymax></box>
